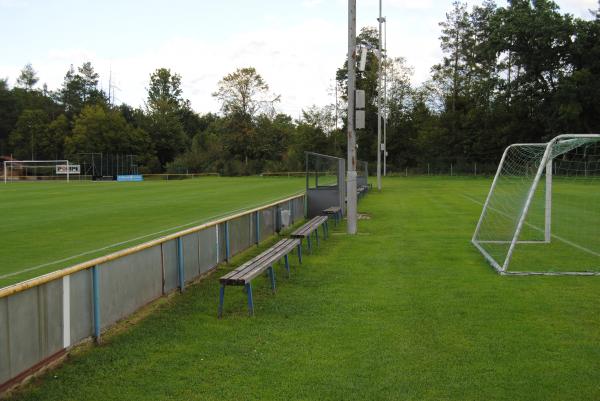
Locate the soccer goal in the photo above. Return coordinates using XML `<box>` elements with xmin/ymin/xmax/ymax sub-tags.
<box><xmin>472</xmin><ymin>134</ymin><xmax>600</xmax><ymax>275</ymax></box>
<box><xmin>3</xmin><ymin>160</ymin><xmax>80</xmax><ymax>183</ymax></box>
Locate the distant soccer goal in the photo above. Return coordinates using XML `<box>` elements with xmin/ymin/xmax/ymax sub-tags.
<box><xmin>472</xmin><ymin>134</ymin><xmax>600</xmax><ymax>275</ymax></box>
<box><xmin>3</xmin><ymin>160</ymin><xmax>80</xmax><ymax>183</ymax></box>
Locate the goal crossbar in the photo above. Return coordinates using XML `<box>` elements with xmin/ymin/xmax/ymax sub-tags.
<box><xmin>4</xmin><ymin>160</ymin><xmax>72</xmax><ymax>183</ymax></box>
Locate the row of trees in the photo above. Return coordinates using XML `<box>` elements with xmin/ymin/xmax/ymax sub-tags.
<box><xmin>0</xmin><ymin>63</ymin><xmax>185</xmax><ymax>172</ymax></box>
<box><xmin>0</xmin><ymin>62</ymin><xmax>341</xmax><ymax>174</ymax></box>
<box><xmin>1</xmin><ymin>0</ymin><xmax>599</xmax><ymax>175</ymax></box>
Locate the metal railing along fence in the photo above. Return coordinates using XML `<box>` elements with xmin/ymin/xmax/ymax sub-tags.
<box><xmin>387</xmin><ymin>162</ymin><xmax>499</xmax><ymax>177</ymax></box>
<box><xmin>0</xmin><ymin>193</ymin><xmax>305</xmax><ymax>393</ymax></box>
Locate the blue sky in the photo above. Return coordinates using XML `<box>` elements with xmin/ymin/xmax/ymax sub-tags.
<box><xmin>1</xmin><ymin>0</ymin><xmax>597</xmax><ymax>117</ymax></box>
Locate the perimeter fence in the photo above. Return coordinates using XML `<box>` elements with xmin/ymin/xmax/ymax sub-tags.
<box><xmin>387</xmin><ymin>162</ymin><xmax>498</xmax><ymax>177</ymax></box>
<box><xmin>0</xmin><ymin>193</ymin><xmax>305</xmax><ymax>393</ymax></box>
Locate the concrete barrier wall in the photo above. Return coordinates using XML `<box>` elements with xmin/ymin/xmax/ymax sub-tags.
<box><xmin>0</xmin><ymin>193</ymin><xmax>305</xmax><ymax>392</ymax></box>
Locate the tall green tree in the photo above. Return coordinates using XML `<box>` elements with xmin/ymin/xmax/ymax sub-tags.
<box><xmin>16</xmin><ymin>63</ymin><xmax>39</xmax><ymax>90</ymax></box>
<box><xmin>147</xmin><ymin>68</ymin><xmax>184</xmax><ymax>113</ymax></box>
<box><xmin>0</xmin><ymin>79</ymin><xmax>17</xmax><ymax>154</ymax></box>
<box><xmin>213</xmin><ymin>67</ymin><xmax>278</xmax><ymax>118</ymax></box>
<box><xmin>46</xmin><ymin>114</ymin><xmax>70</xmax><ymax>159</ymax></box>
<box><xmin>58</xmin><ymin>62</ymin><xmax>106</xmax><ymax>118</ymax></box>
<box><xmin>66</xmin><ymin>105</ymin><xmax>152</xmax><ymax>158</ymax></box>
<box><xmin>145</xmin><ymin>68</ymin><xmax>187</xmax><ymax>166</ymax></box>
<box><xmin>8</xmin><ymin>109</ymin><xmax>50</xmax><ymax>159</ymax></box>
<box><xmin>58</xmin><ymin>65</ymin><xmax>83</xmax><ymax>116</ymax></box>
<box><xmin>432</xmin><ymin>1</ymin><xmax>471</xmax><ymax>117</ymax></box>
<box><xmin>212</xmin><ymin>67</ymin><xmax>280</xmax><ymax>170</ymax></box>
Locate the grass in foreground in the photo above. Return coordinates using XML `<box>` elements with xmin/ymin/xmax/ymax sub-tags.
<box><xmin>0</xmin><ymin>176</ymin><xmax>303</xmax><ymax>287</ymax></box>
<box><xmin>9</xmin><ymin>177</ymin><xmax>600</xmax><ymax>400</ymax></box>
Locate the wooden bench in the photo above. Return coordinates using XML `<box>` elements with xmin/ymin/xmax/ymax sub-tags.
<box><xmin>290</xmin><ymin>215</ymin><xmax>329</xmax><ymax>254</ymax></box>
<box><xmin>218</xmin><ymin>238</ymin><xmax>301</xmax><ymax>317</ymax></box>
<box><xmin>322</xmin><ymin>206</ymin><xmax>342</xmax><ymax>226</ymax></box>
<box><xmin>358</xmin><ymin>185</ymin><xmax>369</xmax><ymax>199</ymax></box>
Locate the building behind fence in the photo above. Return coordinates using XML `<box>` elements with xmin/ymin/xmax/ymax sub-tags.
<box><xmin>0</xmin><ymin>194</ymin><xmax>305</xmax><ymax>392</ymax></box>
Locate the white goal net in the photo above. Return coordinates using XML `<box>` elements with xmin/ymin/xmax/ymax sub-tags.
<box><xmin>472</xmin><ymin>134</ymin><xmax>600</xmax><ymax>275</ymax></box>
<box><xmin>3</xmin><ymin>160</ymin><xmax>80</xmax><ymax>183</ymax></box>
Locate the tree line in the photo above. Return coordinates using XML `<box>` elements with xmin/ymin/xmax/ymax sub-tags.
<box><xmin>0</xmin><ymin>62</ymin><xmax>342</xmax><ymax>174</ymax></box>
<box><xmin>1</xmin><ymin>0</ymin><xmax>598</xmax><ymax>175</ymax></box>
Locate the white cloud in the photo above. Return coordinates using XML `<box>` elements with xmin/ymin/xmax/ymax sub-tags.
<box><xmin>16</xmin><ymin>18</ymin><xmax>346</xmax><ymax>117</ymax></box>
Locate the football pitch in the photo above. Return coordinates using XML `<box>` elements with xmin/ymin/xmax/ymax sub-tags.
<box><xmin>0</xmin><ymin>176</ymin><xmax>304</xmax><ymax>288</ymax></box>
<box><xmin>7</xmin><ymin>177</ymin><xmax>600</xmax><ymax>401</ymax></box>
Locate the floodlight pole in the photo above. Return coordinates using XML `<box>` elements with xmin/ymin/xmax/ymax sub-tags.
<box><xmin>377</xmin><ymin>0</ymin><xmax>383</xmax><ymax>191</ymax></box>
<box><xmin>383</xmin><ymin>17</ymin><xmax>388</xmax><ymax>177</ymax></box>
<box><xmin>347</xmin><ymin>0</ymin><xmax>358</xmax><ymax>235</ymax></box>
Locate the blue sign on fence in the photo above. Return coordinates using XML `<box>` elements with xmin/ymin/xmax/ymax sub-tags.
<box><xmin>117</xmin><ymin>175</ymin><xmax>144</xmax><ymax>182</ymax></box>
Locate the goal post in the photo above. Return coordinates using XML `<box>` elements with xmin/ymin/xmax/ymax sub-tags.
<box><xmin>545</xmin><ymin>160</ymin><xmax>552</xmax><ymax>243</ymax></box>
<box><xmin>3</xmin><ymin>160</ymin><xmax>80</xmax><ymax>183</ymax></box>
<box><xmin>472</xmin><ymin>134</ymin><xmax>600</xmax><ymax>275</ymax></box>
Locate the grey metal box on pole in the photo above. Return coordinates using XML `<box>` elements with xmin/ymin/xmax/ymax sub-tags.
<box><xmin>355</xmin><ymin>89</ymin><xmax>365</xmax><ymax>109</ymax></box>
<box><xmin>355</xmin><ymin>110</ymin><xmax>365</xmax><ymax>129</ymax></box>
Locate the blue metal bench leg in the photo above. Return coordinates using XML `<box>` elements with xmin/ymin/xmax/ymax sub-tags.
<box><xmin>315</xmin><ymin>229</ymin><xmax>319</xmax><ymax>247</ymax></box>
<box><xmin>269</xmin><ymin>266</ymin><xmax>276</xmax><ymax>291</ymax></box>
<box><xmin>284</xmin><ymin>254</ymin><xmax>290</xmax><ymax>278</ymax></box>
<box><xmin>297</xmin><ymin>243</ymin><xmax>302</xmax><ymax>264</ymax></box>
<box><xmin>218</xmin><ymin>284</ymin><xmax>225</xmax><ymax>318</ymax></box>
<box><xmin>307</xmin><ymin>235</ymin><xmax>312</xmax><ymax>254</ymax></box>
<box><xmin>245</xmin><ymin>283</ymin><xmax>254</xmax><ymax>316</ymax></box>
<box><xmin>268</xmin><ymin>266</ymin><xmax>276</xmax><ymax>293</ymax></box>
<box><xmin>324</xmin><ymin>221</ymin><xmax>328</xmax><ymax>239</ymax></box>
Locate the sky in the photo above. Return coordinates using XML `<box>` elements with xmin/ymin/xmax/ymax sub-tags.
<box><xmin>0</xmin><ymin>0</ymin><xmax>597</xmax><ymax>117</ymax></box>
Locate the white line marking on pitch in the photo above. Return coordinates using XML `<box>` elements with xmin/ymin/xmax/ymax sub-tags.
<box><xmin>462</xmin><ymin>193</ymin><xmax>600</xmax><ymax>258</ymax></box>
<box><xmin>0</xmin><ymin>190</ymin><xmax>303</xmax><ymax>281</ymax></box>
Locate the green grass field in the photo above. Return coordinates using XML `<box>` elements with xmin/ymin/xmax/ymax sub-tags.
<box><xmin>0</xmin><ymin>177</ymin><xmax>304</xmax><ymax>288</ymax></box>
<box><xmin>8</xmin><ymin>177</ymin><xmax>600</xmax><ymax>400</ymax></box>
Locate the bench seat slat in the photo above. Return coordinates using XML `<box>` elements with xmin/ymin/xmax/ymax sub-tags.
<box><xmin>220</xmin><ymin>238</ymin><xmax>300</xmax><ymax>285</ymax></box>
<box><xmin>222</xmin><ymin>239</ymin><xmax>297</xmax><ymax>281</ymax></box>
<box><xmin>290</xmin><ymin>216</ymin><xmax>328</xmax><ymax>238</ymax></box>
<box><xmin>225</xmin><ymin>241</ymin><xmax>296</xmax><ymax>283</ymax></box>
<box><xmin>222</xmin><ymin>239</ymin><xmax>295</xmax><ymax>277</ymax></box>
<box><xmin>229</xmin><ymin>243</ymin><xmax>297</xmax><ymax>284</ymax></box>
